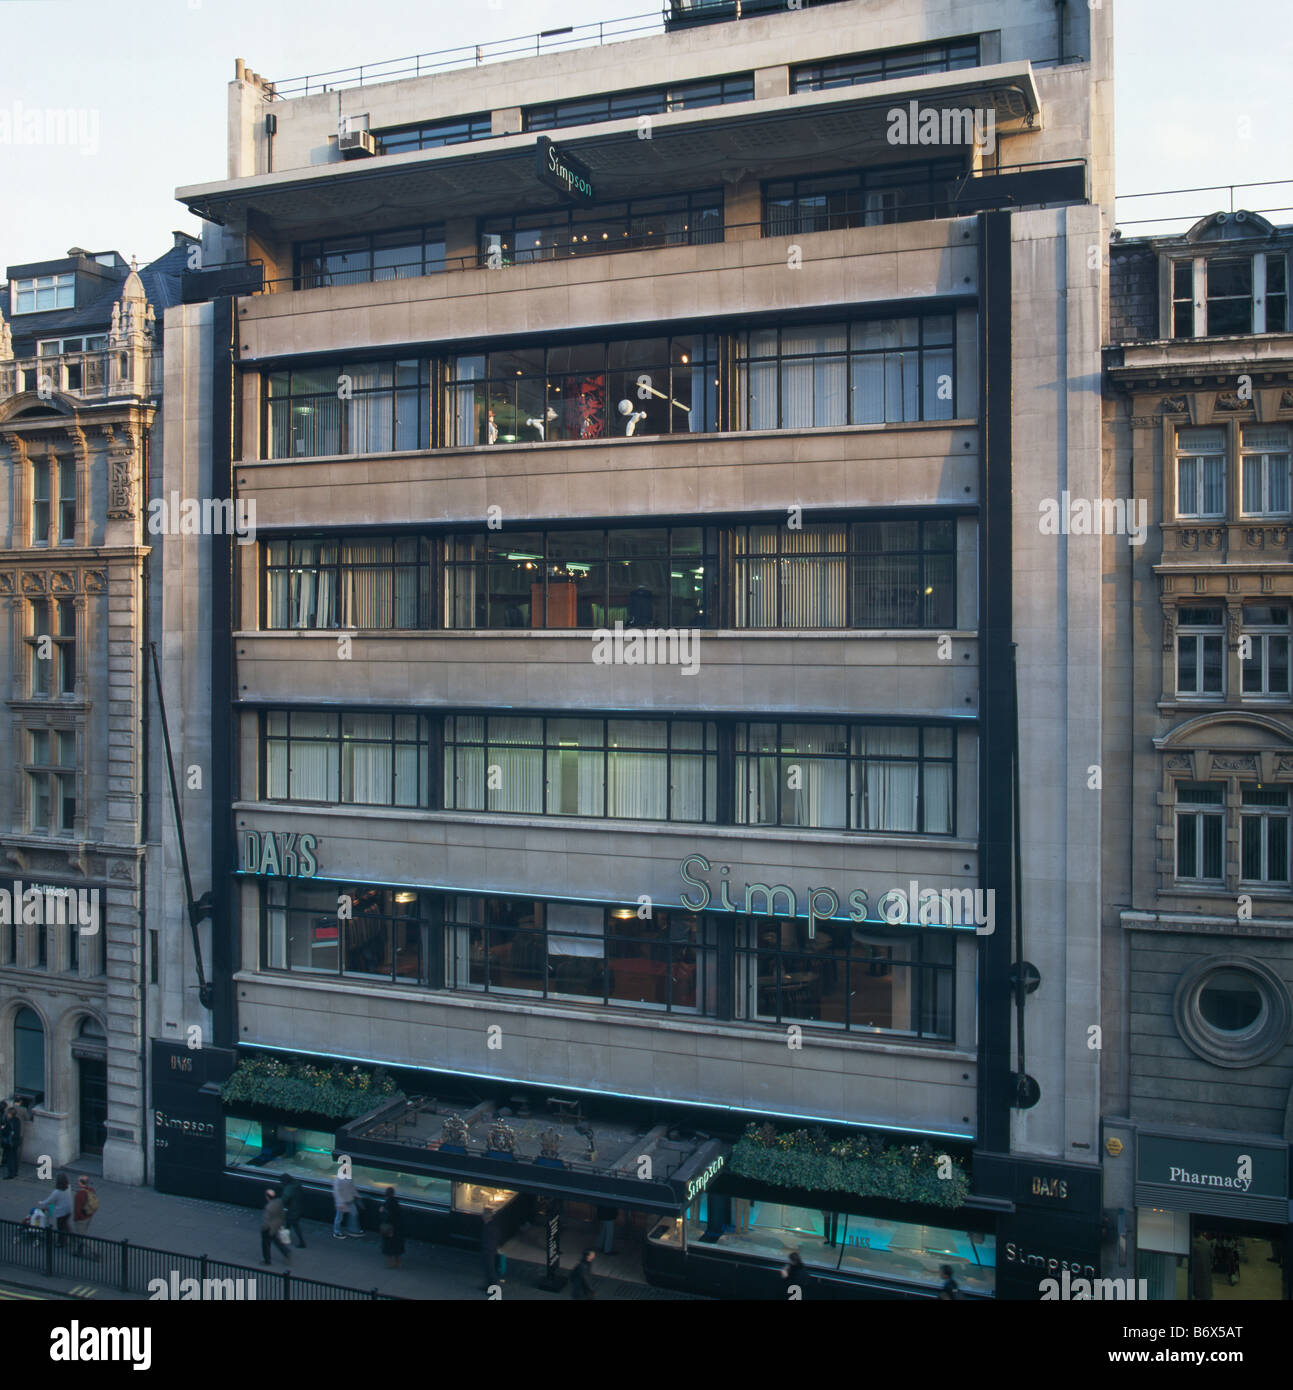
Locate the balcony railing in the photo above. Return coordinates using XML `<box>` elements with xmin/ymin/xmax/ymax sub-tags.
<box><xmin>0</xmin><ymin>350</ymin><xmax>162</xmax><ymax>404</ymax></box>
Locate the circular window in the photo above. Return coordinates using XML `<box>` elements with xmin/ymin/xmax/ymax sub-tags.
<box><xmin>1174</xmin><ymin>956</ymin><xmax>1292</xmax><ymax>1067</ymax></box>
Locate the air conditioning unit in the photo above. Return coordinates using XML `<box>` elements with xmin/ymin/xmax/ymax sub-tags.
<box><xmin>338</xmin><ymin>129</ymin><xmax>376</xmax><ymax>159</ymax></box>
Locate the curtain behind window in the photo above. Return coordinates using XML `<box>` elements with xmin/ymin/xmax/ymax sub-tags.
<box><xmin>855</xmin><ymin>726</ymin><xmax>919</xmax><ymax>831</ymax></box>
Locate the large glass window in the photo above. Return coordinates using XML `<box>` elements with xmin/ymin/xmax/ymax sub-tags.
<box><xmin>1171</xmin><ymin>253</ymin><xmax>1288</xmax><ymax>338</ymax></box>
<box><xmin>444</xmin><ymin>526</ymin><xmax>717</xmax><ymax>629</ymax></box>
<box><xmin>264</xmin><ymin>881</ymin><xmax>423</xmax><ymax>982</ymax></box>
<box><xmin>14</xmin><ymin>1007</ymin><xmax>45</xmax><ymax>1100</ymax></box>
<box><xmin>295</xmin><ymin>226</ymin><xmax>446</xmax><ymax>289</ymax></box>
<box><xmin>481</xmin><ymin>191</ymin><xmax>723</xmax><ymax>266</ymax></box>
<box><xmin>1175</xmin><ymin>427</ymin><xmax>1226</xmax><ymax>518</ymax></box>
<box><xmin>264</xmin><ymin>536</ymin><xmax>431</xmax><ymax>629</ymax></box>
<box><xmin>264</xmin><ymin>710</ymin><xmax>431</xmax><ymax>808</ymax></box>
<box><xmin>445</xmin><ymin>895</ymin><xmax>716</xmax><ymax>1013</ymax></box>
<box><xmin>790</xmin><ymin>38</ymin><xmax>980</xmax><ymax>91</ymax></box>
<box><xmin>26</xmin><ymin>727</ymin><xmax>76</xmax><ymax>835</ymax></box>
<box><xmin>1176</xmin><ymin>783</ymin><xmax>1225</xmax><ymax>883</ymax></box>
<box><xmin>1241</xmin><ymin>425</ymin><xmax>1291</xmax><ymax>517</ymax></box>
<box><xmin>225</xmin><ymin>1116</ymin><xmax>453</xmax><ymax>1205</ymax></box>
<box><xmin>735</xmin><ymin>722</ymin><xmax>954</xmax><ymax>833</ymax></box>
<box><xmin>737</xmin><ymin>917</ymin><xmax>955</xmax><ymax>1038</ymax></box>
<box><xmin>376</xmin><ymin>114</ymin><xmax>492</xmax><ymax>154</ymax></box>
<box><xmin>733</xmin><ymin>517</ymin><xmax>956</xmax><ymax>628</ymax></box>
<box><xmin>442</xmin><ymin>714</ymin><xmax>718</xmax><ymax>823</ymax></box>
<box><xmin>1240</xmin><ymin>785</ymin><xmax>1290</xmax><ymax>886</ymax></box>
<box><xmin>447</xmin><ymin>334</ymin><xmax>719</xmax><ymax>446</ymax></box>
<box><xmin>12</xmin><ymin>274</ymin><xmax>74</xmax><ymax>314</ymax></box>
<box><xmin>764</xmin><ymin>159</ymin><xmax>964</xmax><ymax>234</ymax></box>
<box><xmin>1175</xmin><ymin>606</ymin><xmax>1225</xmax><ymax>698</ymax></box>
<box><xmin>736</xmin><ymin>314</ymin><xmax>957</xmax><ymax>428</ymax></box>
<box><xmin>266</xmin><ymin>360</ymin><xmax>430</xmax><ymax>458</ymax></box>
<box><xmin>525</xmin><ymin>74</ymin><xmax>753</xmax><ymax>132</ymax></box>
<box><xmin>1241</xmin><ymin>605</ymin><xmax>1290</xmax><ymax>699</ymax></box>
<box><xmin>677</xmin><ymin>1196</ymin><xmax>994</xmax><ymax>1296</ymax></box>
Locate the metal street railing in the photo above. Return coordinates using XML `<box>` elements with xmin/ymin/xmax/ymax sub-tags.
<box><xmin>0</xmin><ymin>1217</ymin><xmax>401</xmax><ymax>1300</ymax></box>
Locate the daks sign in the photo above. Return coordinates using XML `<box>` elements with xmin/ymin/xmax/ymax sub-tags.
<box><xmin>241</xmin><ymin>830</ymin><xmax>317</xmax><ymax>879</ymax></box>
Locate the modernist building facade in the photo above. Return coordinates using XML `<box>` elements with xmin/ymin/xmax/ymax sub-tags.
<box><xmin>0</xmin><ymin>239</ymin><xmax>191</xmax><ymax>1183</ymax></box>
<box><xmin>159</xmin><ymin>0</ymin><xmax>1113</xmax><ymax>1296</ymax></box>
<box><xmin>1102</xmin><ymin>212</ymin><xmax>1293</xmax><ymax>1299</ymax></box>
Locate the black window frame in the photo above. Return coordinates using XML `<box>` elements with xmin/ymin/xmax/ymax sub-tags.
<box><xmin>444</xmin><ymin>893</ymin><xmax>718</xmax><ymax>1015</ymax></box>
<box><xmin>480</xmin><ymin>189</ymin><xmax>724</xmax><ymax>266</ymax></box>
<box><xmin>763</xmin><ymin>157</ymin><xmax>966</xmax><ymax>234</ymax></box>
<box><xmin>790</xmin><ymin>37</ymin><xmax>981</xmax><ymax>92</ymax></box>
<box><xmin>735</xmin><ymin>916</ymin><xmax>956</xmax><ymax>1039</ymax></box>
<box><xmin>442</xmin><ymin>524</ymin><xmax>720</xmax><ymax>630</ymax></box>
<box><xmin>732</xmin><ymin>515</ymin><xmax>957</xmax><ymax>629</ymax></box>
<box><xmin>294</xmin><ymin>225</ymin><xmax>447</xmax><ymax>290</ymax></box>
<box><xmin>735</xmin><ymin>311</ymin><xmax>959</xmax><ymax>428</ymax></box>
<box><xmin>374</xmin><ymin>113</ymin><xmax>492</xmax><ymax>154</ymax></box>
<box><xmin>441</xmin><ymin>713</ymin><xmax>720</xmax><ymax>824</ymax></box>
<box><xmin>733</xmin><ymin>719</ymin><xmax>957</xmax><ymax>834</ymax></box>
<box><xmin>262</xmin><ymin>534</ymin><xmax>434</xmax><ymax>630</ymax></box>
<box><xmin>262</xmin><ymin>879</ymin><xmax>427</xmax><ymax>984</ymax></box>
<box><xmin>262</xmin><ymin>708</ymin><xmax>432</xmax><ymax>809</ymax></box>
<box><xmin>445</xmin><ymin>332</ymin><xmax>721</xmax><ymax>446</ymax></box>
<box><xmin>524</xmin><ymin>73</ymin><xmax>754</xmax><ymax>132</ymax></box>
<box><xmin>264</xmin><ymin>358</ymin><xmax>432</xmax><ymax>459</ymax></box>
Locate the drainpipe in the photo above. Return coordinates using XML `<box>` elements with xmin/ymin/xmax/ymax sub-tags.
<box><xmin>1056</xmin><ymin>0</ymin><xmax>1067</xmax><ymax>65</ymax></box>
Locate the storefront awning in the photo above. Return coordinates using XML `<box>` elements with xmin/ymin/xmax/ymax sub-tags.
<box><xmin>336</xmin><ymin>1095</ymin><xmax>728</xmax><ymax>1214</ymax></box>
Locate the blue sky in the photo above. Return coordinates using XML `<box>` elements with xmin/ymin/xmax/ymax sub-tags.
<box><xmin>0</xmin><ymin>0</ymin><xmax>1290</xmax><ymax>270</ymax></box>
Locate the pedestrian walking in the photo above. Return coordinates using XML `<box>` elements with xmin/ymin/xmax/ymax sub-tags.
<box><xmin>379</xmin><ymin>1187</ymin><xmax>404</xmax><ymax>1269</ymax></box>
<box><xmin>71</xmin><ymin>1175</ymin><xmax>98</xmax><ymax>1255</ymax></box>
<box><xmin>40</xmin><ymin>1173</ymin><xmax>74</xmax><ymax>1248</ymax></box>
<box><xmin>280</xmin><ymin>1174</ymin><xmax>307</xmax><ymax>1249</ymax></box>
<box><xmin>569</xmin><ymin>1247</ymin><xmax>597</xmax><ymax>1299</ymax></box>
<box><xmin>260</xmin><ymin>1187</ymin><xmax>292</xmax><ymax>1266</ymax></box>
<box><xmin>1</xmin><ymin>1105</ymin><xmax>22</xmax><ymax>1179</ymax></box>
<box><xmin>781</xmin><ymin>1249</ymin><xmax>806</xmax><ymax>1299</ymax></box>
<box><xmin>596</xmin><ymin>1204</ymin><xmax>618</xmax><ymax>1255</ymax></box>
<box><xmin>332</xmin><ymin>1169</ymin><xmax>361</xmax><ymax>1239</ymax></box>
<box><xmin>937</xmin><ymin>1264</ymin><xmax>961</xmax><ymax>1300</ymax></box>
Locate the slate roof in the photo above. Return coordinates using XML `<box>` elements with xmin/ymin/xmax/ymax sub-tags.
<box><xmin>3</xmin><ymin>243</ymin><xmax>190</xmax><ymax>354</ymax></box>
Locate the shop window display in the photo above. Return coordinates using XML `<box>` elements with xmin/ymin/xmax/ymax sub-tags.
<box><xmin>225</xmin><ymin>1117</ymin><xmax>453</xmax><ymax>1208</ymax></box>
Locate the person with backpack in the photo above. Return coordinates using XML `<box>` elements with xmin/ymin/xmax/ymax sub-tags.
<box><xmin>40</xmin><ymin>1173</ymin><xmax>74</xmax><ymax>1247</ymax></box>
<box><xmin>72</xmin><ymin>1175</ymin><xmax>98</xmax><ymax>1255</ymax></box>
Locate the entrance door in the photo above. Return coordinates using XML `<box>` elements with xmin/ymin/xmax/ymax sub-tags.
<box><xmin>78</xmin><ymin>1057</ymin><xmax>107</xmax><ymax>1155</ymax></box>
<box><xmin>1190</xmin><ymin>1217</ymin><xmax>1288</xmax><ymax>1300</ymax></box>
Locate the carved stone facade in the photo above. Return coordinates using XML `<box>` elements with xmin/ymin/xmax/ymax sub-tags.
<box><xmin>1103</xmin><ymin>211</ymin><xmax>1293</xmax><ymax>1287</ymax></box>
<box><xmin>0</xmin><ymin>265</ymin><xmax>164</xmax><ymax>1186</ymax></box>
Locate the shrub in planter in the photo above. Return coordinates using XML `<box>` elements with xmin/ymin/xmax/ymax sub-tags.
<box><xmin>729</xmin><ymin>1123</ymin><xmax>969</xmax><ymax>1208</ymax></box>
<box><xmin>220</xmin><ymin>1056</ymin><xmax>404</xmax><ymax>1124</ymax></box>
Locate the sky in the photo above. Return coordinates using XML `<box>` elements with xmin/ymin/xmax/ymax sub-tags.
<box><xmin>0</xmin><ymin>0</ymin><xmax>1290</xmax><ymax>271</ymax></box>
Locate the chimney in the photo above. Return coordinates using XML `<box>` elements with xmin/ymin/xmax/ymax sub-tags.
<box><xmin>235</xmin><ymin>57</ymin><xmax>246</xmax><ymax>81</ymax></box>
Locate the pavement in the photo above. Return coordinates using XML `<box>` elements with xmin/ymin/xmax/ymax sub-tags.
<box><xmin>0</xmin><ymin>1162</ymin><xmax>703</xmax><ymax>1302</ymax></box>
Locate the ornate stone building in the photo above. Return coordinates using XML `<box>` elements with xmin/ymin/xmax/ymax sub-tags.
<box><xmin>1103</xmin><ymin>211</ymin><xmax>1293</xmax><ymax>1299</ymax></box>
<box><xmin>0</xmin><ymin>241</ymin><xmax>189</xmax><ymax>1183</ymax></box>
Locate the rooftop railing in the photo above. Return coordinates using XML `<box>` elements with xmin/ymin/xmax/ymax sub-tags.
<box><xmin>267</xmin><ymin>10</ymin><xmax>667</xmax><ymax>98</ymax></box>
<box><xmin>1115</xmin><ymin>178</ymin><xmax>1293</xmax><ymax>235</ymax></box>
